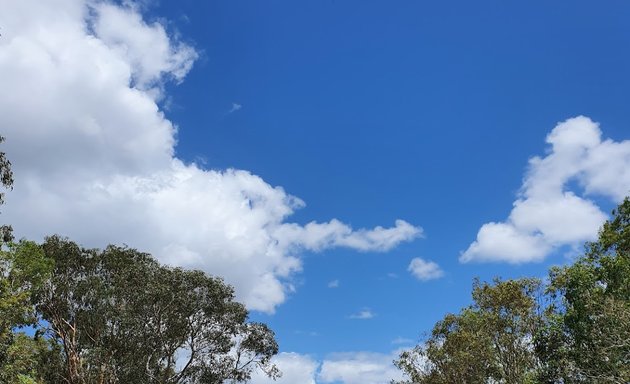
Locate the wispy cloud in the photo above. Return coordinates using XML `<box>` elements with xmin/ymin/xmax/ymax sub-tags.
<box><xmin>227</xmin><ymin>102</ymin><xmax>242</xmax><ymax>114</ymax></box>
<box><xmin>349</xmin><ymin>309</ymin><xmax>375</xmax><ymax>319</ymax></box>
<box><xmin>327</xmin><ymin>279</ymin><xmax>339</xmax><ymax>288</ymax></box>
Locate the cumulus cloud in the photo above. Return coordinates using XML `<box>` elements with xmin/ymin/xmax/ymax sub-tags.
<box><xmin>407</xmin><ymin>257</ymin><xmax>444</xmax><ymax>281</ymax></box>
<box><xmin>319</xmin><ymin>350</ymin><xmax>404</xmax><ymax>384</ymax></box>
<box><xmin>462</xmin><ymin>116</ymin><xmax>630</xmax><ymax>263</ymax></box>
<box><xmin>0</xmin><ymin>0</ymin><xmax>421</xmax><ymax>313</ymax></box>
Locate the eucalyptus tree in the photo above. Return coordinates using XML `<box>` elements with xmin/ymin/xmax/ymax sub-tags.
<box><xmin>37</xmin><ymin>236</ymin><xmax>279</xmax><ymax>384</ymax></box>
<box><xmin>394</xmin><ymin>278</ymin><xmax>543</xmax><ymax>384</ymax></box>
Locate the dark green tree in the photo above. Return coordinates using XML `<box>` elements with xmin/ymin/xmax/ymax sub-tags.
<box><xmin>394</xmin><ymin>278</ymin><xmax>543</xmax><ymax>384</ymax></box>
<box><xmin>36</xmin><ymin>236</ymin><xmax>279</xmax><ymax>384</ymax></box>
<box><xmin>537</xmin><ymin>198</ymin><xmax>630</xmax><ymax>383</ymax></box>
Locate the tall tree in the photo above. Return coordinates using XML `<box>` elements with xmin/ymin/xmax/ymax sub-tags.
<box><xmin>537</xmin><ymin>198</ymin><xmax>630</xmax><ymax>383</ymax></box>
<box><xmin>36</xmin><ymin>236</ymin><xmax>279</xmax><ymax>384</ymax></box>
<box><xmin>394</xmin><ymin>278</ymin><xmax>543</xmax><ymax>384</ymax></box>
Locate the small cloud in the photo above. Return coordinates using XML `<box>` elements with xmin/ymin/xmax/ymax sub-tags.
<box><xmin>327</xmin><ymin>279</ymin><xmax>339</xmax><ymax>288</ymax></box>
<box><xmin>349</xmin><ymin>309</ymin><xmax>375</xmax><ymax>320</ymax></box>
<box><xmin>391</xmin><ymin>337</ymin><xmax>414</xmax><ymax>345</ymax></box>
<box><xmin>386</xmin><ymin>272</ymin><xmax>398</xmax><ymax>279</ymax></box>
<box><xmin>227</xmin><ymin>102</ymin><xmax>242</xmax><ymax>114</ymax></box>
<box><xmin>408</xmin><ymin>257</ymin><xmax>444</xmax><ymax>281</ymax></box>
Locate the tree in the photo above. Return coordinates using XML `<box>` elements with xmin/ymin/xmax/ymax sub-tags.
<box><xmin>394</xmin><ymin>278</ymin><xmax>543</xmax><ymax>384</ymax></box>
<box><xmin>537</xmin><ymin>198</ymin><xmax>630</xmax><ymax>383</ymax></box>
<box><xmin>0</xmin><ymin>241</ymin><xmax>54</xmax><ymax>383</ymax></box>
<box><xmin>35</xmin><ymin>236</ymin><xmax>279</xmax><ymax>384</ymax></box>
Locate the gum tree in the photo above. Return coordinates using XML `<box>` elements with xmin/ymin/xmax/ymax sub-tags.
<box><xmin>36</xmin><ymin>236</ymin><xmax>279</xmax><ymax>384</ymax></box>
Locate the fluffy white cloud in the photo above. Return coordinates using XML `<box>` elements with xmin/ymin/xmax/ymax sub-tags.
<box><xmin>0</xmin><ymin>0</ymin><xmax>421</xmax><ymax>312</ymax></box>
<box><xmin>319</xmin><ymin>350</ymin><xmax>404</xmax><ymax>384</ymax></box>
<box><xmin>407</xmin><ymin>257</ymin><xmax>444</xmax><ymax>281</ymax></box>
<box><xmin>92</xmin><ymin>2</ymin><xmax>197</xmax><ymax>89</ymax></box>
<box><xmin>249</xmin><ymin>352</ymin><xmax>319</xmax><ymax>384</ymax></box>
<box><xmin>460</xmin><ymin>222</ymin><xmax>550</xmax><ymax>263</ymax></box>
<box><xmin>462</xmin><ymin>116</ymin><xmax>630</xmax><ymax>263</ymax></box>
<box><xmin>274</xmin><ymin>219</ymin><xmax>421</xmax><ymax>253</ymax></box>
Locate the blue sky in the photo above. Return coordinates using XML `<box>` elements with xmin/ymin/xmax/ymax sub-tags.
<box><xmin>1</xmin><ymin>1</ymin><xmax>629</xmax><ymax>383</ymax></box>
<box><xmin>154</xmin><ymin>0</ymin><xmax>630</xmax><ymax>356</ymax></box>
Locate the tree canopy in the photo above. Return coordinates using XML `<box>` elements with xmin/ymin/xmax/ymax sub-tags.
<box><xmin>394</xmin><ymin>278</ymin><xmax>543</xmax><ymax>384</ymax></box>
<box><xmin>0</xmin><ymin>237</ymin><xmax>279</xmax><ymax>384</ymax></box>
<box><xmin>538</xmin><ymin>197</ymin><xmax>630</xmax><ymax>383</ymax></box>
<box><xmin>396</xmin><ymin>197</ymin><xmax>630</xmax><ymax>384</ymax></box>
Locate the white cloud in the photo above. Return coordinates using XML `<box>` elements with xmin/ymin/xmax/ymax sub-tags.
<box><xmin>460</xmin><ymin>222</ymin><xmax>551</xmax><ymax>263</ymax></box>
<box><xmin>328</xmin><ymin>279</ymin><xmax>340</xmax><ymax>288</ymax></box>
<box><xmin>228</xmin><ymin>102</ymin><xmax>242</xmax><ymax>114</ymax></box>
<box><xmin>91</xmin><ymin>1</ymin><xmax>197</xmax><ymax>90</ymax></box>
<box><xmin>274</xmin><ymin>219</ymin><xmax>421</xmax><ymax>253</ymax></box>
<box><xmin>250</xmin><ymin>350</ymin><xmax>407</xmax><ymax>384</ymax></box>
<box><xmin>249</xmin><ymin>352</ymin><xmax>319</xmax><ymax>384</ymax></box>
<box><xmin>349</xmin><ymin>309</ymin><xmax>375</xmax><ymax>319</ymax></box>
<box><xmin>407</xmin><ymin>257</ymin><xmax>444</xmax><ymax>281</ymax></box>
<box><xmin>462</xmin><ymin>116</ymin><xmax>630</xmax><ymax>263</ymax></box>
<box><xmin>0</xmin><ymin>0</ymin><xmax>420</xmax><ymax>313</ymax></box>
<box><xmin>319</xmin><ymin>350</ymin><xmax>404</xmax><ymax>384</ymax></box>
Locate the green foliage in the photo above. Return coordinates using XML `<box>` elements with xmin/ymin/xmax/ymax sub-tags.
<box><xmin>538</xmin><ymin>197</ymin><xmax>630</xmax><ymax>383</ymax></box>
<box><xmin>394</xmin><ymin>278</ymin><xmax>543</xmax><ymax>384</ymax></box>
<box><xmin>35</xmin><ymin>236</ymin><xmax>279</xmax><ymax>384</ymax></box>
<box><xmin>0</xmin><ymin>333</ymin><xmax>51</xmax><ymax>384</ymax></box>
<box><xmin>0</xmin><ymin>241</ymin><xmax>54</xmax><ymax>383</ymax></box>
